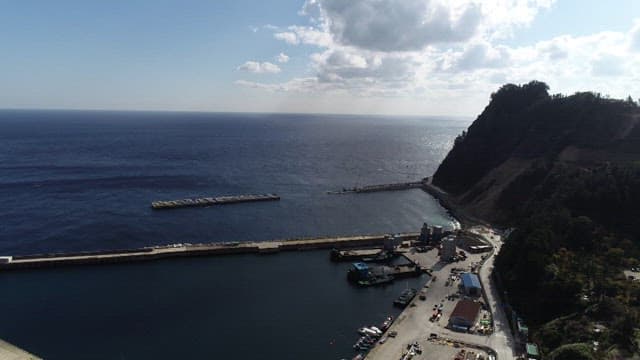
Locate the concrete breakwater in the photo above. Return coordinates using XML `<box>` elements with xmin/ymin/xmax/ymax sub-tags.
<box><xmin>151</xmin><ymin>193</ymin><xmax>280</xmax><ymax>209</ymax></box>
<box><xmin>0</xmin><ymin>232</ymin><xmax>419</xmax><ymax>271</ymax></box>
<box><xmin>327</xmin><ymin>181</ymin><xmax>424</xmax><ymax>195</ymax></box>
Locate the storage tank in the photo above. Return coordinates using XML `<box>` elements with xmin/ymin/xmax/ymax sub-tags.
<box><xmin>440</xmin><ymin>236</ymin><xmax>456</xmax><ymax>261</ymax></box>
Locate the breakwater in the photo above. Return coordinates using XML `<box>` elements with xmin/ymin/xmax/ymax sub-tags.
<box><xmin>0</xmin><ymin>232</ymin><xmax>419</xmax><ymax>271</ymax></box>
<box><xmin>327</xmin><ymin>181</ymin><xmax>424</xmax><ymax>195</ymax></box>
<box><xmin>151</xmin><ymin>193</ymin><xmax>280</xmax><ymax>209</ymax></box>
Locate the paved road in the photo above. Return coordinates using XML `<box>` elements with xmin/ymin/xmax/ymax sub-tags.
<box><xmin>469</xmin><ymin>226</ymin><xmax>518</xmax><ymax>360</ymax></box>
<box><xmin>366</xmin><ymin>226</ymin><xmax>518</xmax><ymax>360</ymax></box>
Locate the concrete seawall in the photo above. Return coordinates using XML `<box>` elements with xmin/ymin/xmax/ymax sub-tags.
<box><xmin>0</xmin><ymin>338</ymin><xmax>41</xmax><ymax>360</ymax></box>
<box><xmin>421</xmin><ymin>179</ymin><xmax>488</xmax><ymax>228</ymax></box>
<box><xmin>0</xmin><ymin>232</ymin><xmax>419</xmax><ymax>271</ymax></box>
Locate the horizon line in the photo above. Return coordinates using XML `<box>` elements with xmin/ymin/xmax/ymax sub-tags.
<box><xmin>0</xmin><ymin>107</ymin><xmax>474</xmax><ymax>121</ymax></box>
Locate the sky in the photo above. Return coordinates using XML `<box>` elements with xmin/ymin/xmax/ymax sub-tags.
<box><xmin>0</xmin><ymin>0</ymin><xmax>639</xmax><ymax>116</ymax></box>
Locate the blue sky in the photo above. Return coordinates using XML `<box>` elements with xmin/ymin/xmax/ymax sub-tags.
<box><xmin>1</xmin><ymin>0</ymin><xmax>639</xmax><ymax>115</ymax></box>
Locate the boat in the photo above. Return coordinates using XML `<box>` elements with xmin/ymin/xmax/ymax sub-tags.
<box><xmin>393</xmin><ymin>288</ymin><xmax>418</xmax><ymax>307</ymax></box>
<box><xmin>380</xmin><ymin>316</ymin><xmax>394</xmax><ymax>331</ymax></box>
<box><xmin>357</xmin><ymin>274</ymin><xmax>394</xmax><ymax>287</ymax></box>
<box><xmin>362</xmin><ymin>250</ymin><xmax>397</xmax><ymax>263</ymax></box>
<box><xmin>360</xmin><ymin>328</ymin><xmax>379</xmax><ymax>337</ymax></box>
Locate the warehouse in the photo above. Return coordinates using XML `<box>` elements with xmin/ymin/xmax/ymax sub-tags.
<box><xmin>448</xmin><ymin>299</ymin><xmax>481</xmax><ymax>331</ymax></box>
<box><xmin>461</xmin><ymin>272</ymin><xmax>482</xmax><ymax>297</ymax></box>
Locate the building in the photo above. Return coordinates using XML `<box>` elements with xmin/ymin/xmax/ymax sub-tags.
<box><xmin>440</xmin><ymin>235</ymin><xmax>456</xmax><ymax>261</ymax></box>
<box><xmin>526</xmin><ymin>343</ymin><xmax>540</xmax><ymax>359</ymax></box>
<box><xmin>418</xmin><ymin>222</ymin><xmax>431</xmax><ymax>243</ymax></box>
<box><xmin>347</xmin><ymin>262</ymin><xmax>369</xmax><ymax>282</ymax></box>
<box><xmin>517</xmin><ymin>317</ymin><xmax>529</xmax><ymax>339</ymax></box>
<box><xmin>448</xmin><ymin>299</ymin><xmax>481</xmax><ymax>331</ymax></box>
<box><xmin>383</xmin><ymin>235</ymin><xmax>401</xmax><ymax>251</ymax></box>
<box><xmin>432</xmin><ymin>225</ymin><xmax>443</xmax><ymax>242</ymax></box>
<box><xmin>461</xmin><ymin>273</ymin><xmax>482</xmax><ymax>297</ymax></box>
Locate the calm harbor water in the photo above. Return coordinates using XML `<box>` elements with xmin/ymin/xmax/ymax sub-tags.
<box><xmin>0</xmin><ymin>110</ymin><xmax>467</xmax><ymax>359</ymax></box>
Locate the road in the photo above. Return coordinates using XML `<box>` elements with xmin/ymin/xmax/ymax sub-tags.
<box><xmin>365</xmin><ymin>226</ymin><xmax>518</xmax><ymax>360</ymax></box>
<box><xmin>470</xmin><ymin>226</ymin><xmax>518</xmax><ymax>360</ymax></box>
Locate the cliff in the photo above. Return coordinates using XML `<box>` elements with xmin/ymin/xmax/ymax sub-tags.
<box><xmin>432</xmin><ymin>81</ymin><xmax>640</xmax><ymax>358</ymax></box>
<box><xmin>432</xmin><ymin>81</ymin><xmax>640</xmax><ymax>226</ymax></box>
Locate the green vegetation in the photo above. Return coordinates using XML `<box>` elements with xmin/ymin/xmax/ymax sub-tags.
<box><xmin>432</xmin><ymin>81</ymin><xmax>640</xmax><ymax>358</ymax></box>
<box><xmin>549</xmin><ymin>343</ymin><xmax>595</xmax><ymax>360</ymax></box>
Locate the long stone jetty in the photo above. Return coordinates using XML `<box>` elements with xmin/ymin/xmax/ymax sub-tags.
<box><xmin>0</xmin><ymin>232</ymin><xmax>419</xmax><ymax>271</ymax></box>
<box><xmin>327</xmin><ymin>181</ymin><xmax>424</xmax><ymax>194</ymax></box>
<box><xmin>151</xmin><ymin>193</ymin><xmax>280</xmax><ymax>209</ymax></box>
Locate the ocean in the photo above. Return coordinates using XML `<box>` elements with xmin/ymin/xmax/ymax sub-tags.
<box><xmin>0</xmin><ymin>110</ymin><xmax>467</xmax><ymax>359</ymax></box>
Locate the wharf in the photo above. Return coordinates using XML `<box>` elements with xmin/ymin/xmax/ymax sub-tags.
<box><xmin>0</xmin><ymin>232</ymin><xmax>419</xmax><ymax>271</ymax></box>
<box><xmin>151</xmin><ymin>193</ymin><xmax>280</xmax><ymax>210</ymax></box>
<box><xmin>328</xmin><ymin>181</ymin><xmax>424</xmax><ymax>195</ymax></box>
<box><xmin>386</xmin><ymin>262</ymin><xmax>424</xmax><ymax>278</ymax></box>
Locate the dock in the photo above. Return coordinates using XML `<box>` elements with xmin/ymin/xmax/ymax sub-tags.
<box><xmin>151</xmin><ymin>193</ymin><xmax>280</xmax><ymax>209</ymax></box>
<box><xmin>327</xmin><ymin>181</ymin><xmax>424</xmax><ymax>195</ymax></box>
<box><xmin>0</xmin><ymin>232</ymin><xmax>419</xmax><ymax>271</ymax></box>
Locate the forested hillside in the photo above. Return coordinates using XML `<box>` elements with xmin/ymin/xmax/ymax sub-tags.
<box><xmin>432</xmin><ymin>81</ymin><xmax>640</xmax><ymax>359</ymax></box>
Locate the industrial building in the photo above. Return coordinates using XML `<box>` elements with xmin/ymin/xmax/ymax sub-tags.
<box><xmin>383</xmin><ymin>234</ymin><xmax>401</xmax><ymax>251</ymax></box>
<box><xmin>461</xmin><ymin>272</ymin><xmax>482</xmax><ymax>297</ymax></box>
<box><xmin>418</xmin><ymin>222</ymin><xmax>431</xmax><ymax>243</ymax></box>
<box><xmin>440</xmin><ymin>235</ymin><xmax>457</xmax><ymax>261</ymax></box>
<box><xmin>448</xmin><ymin>299</ymin><xmax>481</xmax><ymax>331</ymax></box>
<box><xmin>432</xmin><ymin>225</ymin><xmax>443</xmax><ymax>241</ymax></box>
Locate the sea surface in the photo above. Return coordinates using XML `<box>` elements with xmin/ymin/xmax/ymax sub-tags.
<box><xmin>0</xmin><ymin>110</ymin><xmax>468</xmax><ymax>359</ymax></box>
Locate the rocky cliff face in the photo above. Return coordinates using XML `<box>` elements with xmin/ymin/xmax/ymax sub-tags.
<box><xmin>432</xmin><ymin>81</ymin><xmax>640</xmax><ymax>224</ymax></box>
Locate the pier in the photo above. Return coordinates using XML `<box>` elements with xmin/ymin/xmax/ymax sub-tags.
<box><xmin>327</xmin><ymin>181</ymin><xmax>424</xmax><ymax>195</ymax></box>
<box><xmin>0</xmin><ymin>232</ymin><xmax>419</xmax><ymax>271</ymax></box>
<box><xmin>151</xmin><ymin>193</ymin><xmax>280</xmax><ymax>209</ymax></box>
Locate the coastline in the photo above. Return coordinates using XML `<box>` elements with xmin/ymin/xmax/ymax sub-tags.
<box><xmin>421</xmin><ymin>177</ymin><xmax>489</xmax><ymax>228</ymax></box>
<box><xmin>361</xmin><ymin>179</ymin><xmax>518</xmax><ymax>360</ymax></box>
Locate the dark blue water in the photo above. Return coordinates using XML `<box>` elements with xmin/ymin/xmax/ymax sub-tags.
<box><xmin>0</xmin><ymin>110</ymin><xmax>467</xmax><ymax>359</ymax></box>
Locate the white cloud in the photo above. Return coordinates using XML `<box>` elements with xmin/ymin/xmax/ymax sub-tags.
<box><xmin>241</xmin><ymin>3</ymin><xmax>639</xmax><ymax>114</ymax></box>
<box><xmin>276</xmin><ymin>53</ymin><xmax>290</xmax><ymax>63</ymax></box>
<box><xmin>631</xmin><ymin>20</ymin><xmax>640</xmax><ymax>51</ymax></box>
<box><xmin>591</xmin><ymin>54</ymin><xmax>626</xmax><ymax>77</ymax></box>
<box><xmin>446</xmin><ymin>41</ymin><xmax>511</xmax><ymax>71</ymax></box>
<box><xmin>237</xmin><ymin>61</ymin><xmax>281</xmax><ymax>74</ymax></box>
<box><xmin>291</xmin><ymin>0</ymin><xmax>555</xmax><ymax>51</ymax></box>
<box><xmin>312</xmin><ymin>0</ymin><xmax>482</xmax><ymax>51</ymax></box>
<box><xmin>274</xmin><ymin>32</ymin><xmax>299</xmax><ymax>45</ymax></box>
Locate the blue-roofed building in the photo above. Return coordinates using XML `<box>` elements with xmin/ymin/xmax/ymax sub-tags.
<box><xmin>461</xmin><ymin>273</ymin><xmax>482</xmax><ymax>297</ymax></box>
<box><xmin>347</xmin><ymin>262</ymin><xmax>370</xmax><ymax>282</ymax></box>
